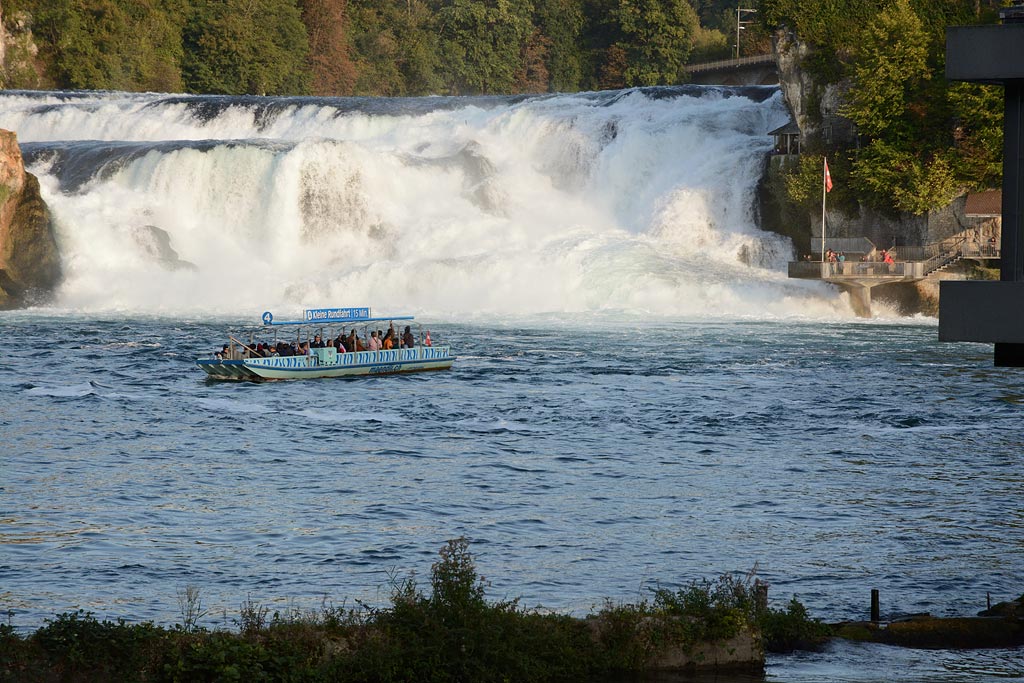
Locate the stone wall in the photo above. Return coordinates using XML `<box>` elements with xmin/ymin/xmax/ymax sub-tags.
<box><xmin>0</xmin><ymin>129</ymin><xmax>61</xmax><ymax>309</ymax></box>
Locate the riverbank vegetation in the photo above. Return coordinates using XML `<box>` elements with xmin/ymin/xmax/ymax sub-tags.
<box><xmin>0</xmin><ymin>0</ymin><xmax>769</xmax><ymax>95</ymax></box>
<box><xmin>765</xmin><ymin>0</ymin><xmax>1005</xmax><ymax>216</ymax></box>
<box><xmin>0</xmin><ymin>539</ymin><xmax>827</xmax><ymax>682</ymax></box>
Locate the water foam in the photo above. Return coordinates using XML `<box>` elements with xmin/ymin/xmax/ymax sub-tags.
<box><xmin>0</xmin><ymin>87</ymin><xmax>851</xmax><ymax>319</ymax></box>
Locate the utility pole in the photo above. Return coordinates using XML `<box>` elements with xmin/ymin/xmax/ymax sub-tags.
<box><xmin>735</xmin><ymin>7</ymin><xmax>757</xmax><ymax>59</ymax></box>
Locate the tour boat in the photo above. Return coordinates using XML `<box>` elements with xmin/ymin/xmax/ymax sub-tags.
<box><xmin>196</xmin><ymin>307</ymin><xmax>454</xmax><ymax>381</ymax></box>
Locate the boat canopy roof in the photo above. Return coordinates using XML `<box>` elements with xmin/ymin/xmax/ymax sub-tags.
<box><xmin>261</xmin><ymin>307</ymin><xmax>414</xmax><ymax>326</ymax></box>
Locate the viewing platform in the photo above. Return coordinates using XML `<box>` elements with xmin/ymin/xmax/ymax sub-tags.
<box><xmin>788</xmin><ymin>239</ymin><xmax>1000</xmax><ymax>316</ymax></box>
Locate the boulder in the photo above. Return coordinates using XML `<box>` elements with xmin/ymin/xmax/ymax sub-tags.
<box><xmin>0</xmin><ymin>128</ymin><xmax>61</xmax><ymax>309</ymax></box>
<box><xmin>130</xmin><ymin>224</ymin><xmax>197</xmax><ymax>271</ymax></box>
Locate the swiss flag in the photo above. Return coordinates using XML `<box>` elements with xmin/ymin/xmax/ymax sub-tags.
<box><xmin>824</xmin><ymin>158</ymin><xmax>833</xmax><ymax>193</ymax></box>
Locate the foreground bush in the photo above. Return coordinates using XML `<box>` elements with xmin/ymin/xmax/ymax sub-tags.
<box><xmin>1</xmin><ymin>539</ymin><xmax>826</xmax><ymax>682</ymax></box>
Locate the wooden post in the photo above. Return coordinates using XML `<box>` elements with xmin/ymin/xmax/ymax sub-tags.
<box><xmin>870</xmin><ymin>589</ymin><xmax>880</xmax><ymax>622</ymax></box>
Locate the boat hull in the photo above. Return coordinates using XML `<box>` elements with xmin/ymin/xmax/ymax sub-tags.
<box><xmin>197</xmin><ymin>346</ymin><xmax>454</xmax><ymax>381</ymax></box>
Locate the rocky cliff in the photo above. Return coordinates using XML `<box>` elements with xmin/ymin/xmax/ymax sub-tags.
<box><xmin>0</xmin><ymin>129</ymin><xmax>61</xmax><ymax>309</ymax></box>
<box><xmin>770</xmin><ymin>29</ymin><xmax>978</xmax><ymax>249</ymax></box>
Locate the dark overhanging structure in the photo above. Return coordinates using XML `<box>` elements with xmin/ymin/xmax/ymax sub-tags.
<box><xmin>939</xmin><ymin>2</ymin><xmax>1024</xmax><ymax>366</ymax></box>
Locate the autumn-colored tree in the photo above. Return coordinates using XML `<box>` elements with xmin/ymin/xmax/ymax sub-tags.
<box><xmin>514</xmin><ymin>27</ymin><xmax>552</xmax><ymax>92</ymax></box>
<box><xmin>301</xmin><ymin>0</ymin><xmax>358</xmax><ymax>95</ymax></box>
<box><xmin>596</xmin><ymin>43</ymin><xmax>626</xmax><ymax>90</ymax></box>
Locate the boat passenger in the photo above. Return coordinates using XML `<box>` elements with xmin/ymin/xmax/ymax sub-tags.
<box><xmin>382</xmin><ymin>329</ymin><xmax>394</xmax><ymax>350</ymax></box>
<box><xmin>312</xmin><ymin>334</ymin><xmax>325</xmax><ymax>348</ymax></box>
<box><xmin>402</xmin><ymin>325</ymin><xmax>414</xmax><ymax>349</ymax></box>
<box><xmin>215</xmin><ymin>343</ymin><xmax>229</xmax><ymax>360</ymax></box>
<box><xmin>345</xmin><ymin>329</ymin><xmax>363</xmax><ymax>352</ymax></box>
<box><xmin>368</xmin><ymin>330</ymin><xmax>381</xmax><ymax>351</ymax></box>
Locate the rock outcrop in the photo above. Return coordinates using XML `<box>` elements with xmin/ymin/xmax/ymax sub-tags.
<box><xmin>0</xmin><ymin>129</ymin><xmax>61</xmax><ymax>309</ymax></box>
<box><xmin>773</xmin><ymin>29</ymin><xmax>857</xmax><ymax>150</ymax></box>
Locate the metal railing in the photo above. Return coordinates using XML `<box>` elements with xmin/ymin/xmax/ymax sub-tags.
<box><xmin>684</xmin><ymin>53</ymin><xmax>775</xmax><ymax>74</ymax></box>
<box><xmin>788</xmin><ymin>261</ymin><xmax>925</xmax><ymax>279</ymax></box>
<box><xmin>790</xmin><ymin>230</ymin><xmax>1002</xmax><ymax>282</ymax></box>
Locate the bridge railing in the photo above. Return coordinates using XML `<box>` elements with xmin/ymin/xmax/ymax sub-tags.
<box><xmin>684</xmin><ymin>53</ymin><xmax>775</xmax><ymax>74</ymax></box>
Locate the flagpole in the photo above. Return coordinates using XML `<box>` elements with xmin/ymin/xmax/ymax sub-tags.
<box><xmin>821</xmin><ymin>157</ymin><xmax>827</xmax><ymax>263</ymax></box>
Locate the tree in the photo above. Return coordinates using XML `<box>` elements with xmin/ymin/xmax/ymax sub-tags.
<box><xmin>850</xmin><ymin>140</ymin><xmax>960</xmax><ymax>215</ymax></box>
<box><xmin>434</xmin><ymin>0</ymin><xmax>536</xmax><ymax>94</ymax></box>
<box><xmin>842</xmin><ymin>0</ymin><xmax>929</xmax><ymax>141</ymax></box>
<box><xmin>347</xmin><ymin>0</ymin><xmax>442</xmax><ymax>95</ymax></box>
<box><xmin>514</xmin><ymin>27</ymin><xmax>552</xmax><ymax>92</ymax></box>
<box><xmin>613</xmin><ymin>0</ymin><xmax>698</xmax><ymax>86</ymax></box>
<box><xmin>533</xmin><ymin>0</ymin><xmax>584</xmax><ymax>91</ymax></box>
<box><xmin>947</xmin><ymin>81</ymin><xmax>1003</xmax><ymax>191</ymax></box>
<box><xmin>301</xmin><ymin>0</ymin><xmax>358</xmax><ymax>95</ymax></box>
<box><xmin>182</xmin><ymin>0</ymin><xmax>311</xmax><ymax>95</ymax></box>
<box><xmin>33</xmin><ymin>0</ymin><xmax>184</xmax><ymax>91</ymax></box>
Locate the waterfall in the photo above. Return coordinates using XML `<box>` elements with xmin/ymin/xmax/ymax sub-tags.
<box><xmin>0</xmin><ymin>86</ymin><xmax>849</xmax><ymax>319</ymax></box>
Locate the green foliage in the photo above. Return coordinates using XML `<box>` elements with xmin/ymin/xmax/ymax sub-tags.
<box><xmin>347</xmin><ymin>0</ymin><xmax>443</xmax><ymax>96</ymax></box>
<box><xmin>850</xmin><ymin>140</ymin><xmax>961</xmax><ymax>215</ymax></box>
<box><xmin>327</xmin><ymin>537</ymin><xmax>593</xmax><ymax>682</ymax></box>
<box><xmin>947</xmin><ymin>82</ymin><xmax>1004</xmax><ymax>191</ymax></box>
<box><xmin>533</xmin><ymin>0</ymin><xmax>585</xmax><ymax>91</ymax></box>
<box><xmin>757</xmin><ymin>597</ymin><xmax>832</xmax><ymax>652</ymax></box>
<box><xmin>652</xmin><ymin>572</ymin><xmax>761</xmax><ymax>644</ymax></box>
<box><xmin>689</xmin><ymin>25</ymin><xmax>729</xmax><ymax>62</ymax></box>
<box><xmin>435</xmin><ymin>0</ymin><xmax>537</xmax><ymax>94</ymax></box>
<box><xmin>31</xmin><ymin>0</ymin><xmax>185</xmax><ymax>91</ymax></box>
<box><xmin>613</xmin><ymin>0</ymin><xmax>698</xmax><ymax>85</ymax></box>
<box><xmin>766</xmin><ymin>0</ymin><xmax>1003</xmax><ymax>216</ymax></box>
<box><xmin>181</xmin><ymin>0</ymin><xmax>311</xmax><ymax>95</ymax></box>
<box><xmin>759</xmin><ymin>0</ymin><xmax>879</xmax><ymax>79</ymax></box>
<box><xmin>785</xmin><ymin>154</ymin><xmax>827</xmax><ymax>207</ymax></box>
<box><xmin>31</xmin><ymin>610</ymin><xmax>169</xmax><ymax>680</ymax></box>
<box><xmin>3</xmin><ymin>543</ymin><xmax>837</xmax><ymax>681</ymax></box>
<box><xmin>842</xmin><ymin>0</ymin><xmax>929</xmax><ymax>140</ymax></box>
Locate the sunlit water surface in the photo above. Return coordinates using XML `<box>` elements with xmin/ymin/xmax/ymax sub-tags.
<box><xmin>2</xmin><ymin>314</ymin><xmax>1022</xmax><ymax>681</ymax></box>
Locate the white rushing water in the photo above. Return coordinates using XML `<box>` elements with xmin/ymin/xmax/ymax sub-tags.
<box><xmin>0</xmin><ymin>87</ymin><xmax>854</xmax><ymax>319</ymax></box>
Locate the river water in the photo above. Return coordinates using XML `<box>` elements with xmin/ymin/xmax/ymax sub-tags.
<box><xmin>1</xmin><ymin>85</ymin><xmax>1022</xmax><ymax>679</ymax></box>
<box><xmin>2</xmin><ymin>313</ymin><xmax>1022</xmax><ymax>681</ymax></box>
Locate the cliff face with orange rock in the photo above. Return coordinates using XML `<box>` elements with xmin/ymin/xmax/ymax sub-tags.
<box><xmin>0</xmin><ymin>129</ymin><xmax>60</xmax><ymax>309</ymax></box>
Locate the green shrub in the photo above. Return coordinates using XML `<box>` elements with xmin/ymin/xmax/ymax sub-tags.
<box><xmin>31</xmin><ymin>610</ymin><xmax>168</xmax><ymax>681</ymax></box>
<box><xmin>757</xmin><ymin>597</ymin><xmax>832</xmax><ymax>653</ymax></box>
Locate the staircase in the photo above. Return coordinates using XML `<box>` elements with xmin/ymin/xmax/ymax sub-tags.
<box><xmin>923</xmin><ymin>251</ymin><xmax>964</xmax><ymax>276</ymax></box>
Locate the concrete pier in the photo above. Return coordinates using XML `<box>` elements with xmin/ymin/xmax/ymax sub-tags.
<box><xmin>789</xmin><ymin>261</ymin><xmax>930</xmax><ymax>317</ymax></box>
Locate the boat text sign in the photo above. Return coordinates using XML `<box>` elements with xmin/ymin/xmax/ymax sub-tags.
<box><xmin>304</xmin><ymin>307</ymin><xmax>371</xmax><ymax>322</ymax></box>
